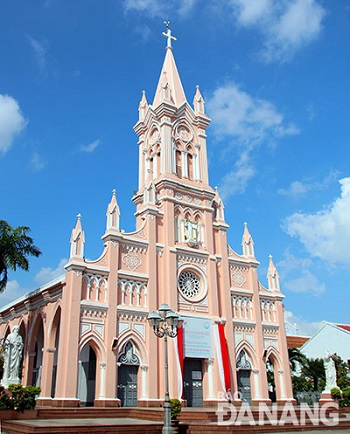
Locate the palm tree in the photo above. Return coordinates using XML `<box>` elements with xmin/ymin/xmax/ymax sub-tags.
<box><xmin>302</xmin><ymin>358</ymin><xmax>325</xmax><ymax>391</ymax></box>
<box><xmin>0</xmin><ymin>220</ymin><xmax>41</xmax><ymax>292</ymax></box>
<box><xmin>288</xmin><ymin>347</ymin><xmax>307</xmax><ymax>373</ymax></box>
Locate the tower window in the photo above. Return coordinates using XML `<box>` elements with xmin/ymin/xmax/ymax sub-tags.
<box><xmin>176</xmin><ymin>150</ymin><xmax>182</xmax><ymax>177</ymax></box>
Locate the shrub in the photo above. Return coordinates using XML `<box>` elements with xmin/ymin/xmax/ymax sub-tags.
<box><xmin>330</xmin><ymin>387</ymin><xmax>341</xmax><ymax>399</ymax></box>
<box><xmin>170</xmin><ymin>398</ymin><xmax>181</xmax><ymax>420</ymax></box>
<box><xmin>0</xmin><ymin>384</ymin><xmax>41</xmax><ymax>412</ymax></box>
<box><xmin>342</xmin><ymin>386</ymin><xmax>350</xmax><ymax>407</ymax></box>
<box><xmin>0</xmin><ymin>386</ymin><xmax>13</xmax><ymax>410</ymax></box>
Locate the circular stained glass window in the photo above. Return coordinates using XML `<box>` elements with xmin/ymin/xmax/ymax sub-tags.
<box><xmin>178</xmin><ymin>271</ymin><xmax>201</xmax><ymax>298</ymax></box>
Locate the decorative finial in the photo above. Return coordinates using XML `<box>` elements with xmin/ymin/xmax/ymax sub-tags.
<box><xmin>112</xmin><ymin>189</ymin><xmax>116</xmax><ymax>196</ymax></box>
<box><xmin>162</xmin><ymin>21</ymin><xmax>177</xmax><ymax>49</ymax></box>
<box><xmin>77</xmin><ymin>213</ymin><xmax>82</xmax><ymax>220</ymax></box>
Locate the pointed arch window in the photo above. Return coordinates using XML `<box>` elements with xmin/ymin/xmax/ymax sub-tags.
<box><xmin>236</xmin><ymin>350</ymin><xmax>252</xmax><ymax>370</ymax></box>
<box><xmin>187</xmin><ymin>153</ymin><xmax>193</xmax><ymax>180</ymax></box>
<box><xmin>118</xmin><ymin>342</ymin><xmax>140</xmax><ymax>366</ymax></box>
<box><xmin>176</xmin><ymin>150</ymin><xmax>182</xmax><ymax>178</ymax></box>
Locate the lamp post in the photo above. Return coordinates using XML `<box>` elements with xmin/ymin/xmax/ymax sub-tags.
<box><xmin>147</xmin><ymin>304</ymin><xmax>182</xmax><ymax>434</ymax></box>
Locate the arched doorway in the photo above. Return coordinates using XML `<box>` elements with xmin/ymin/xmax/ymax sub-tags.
<box><xmin>32</xmin><ymin>320</ymin><xmax>44</xmax><ymax>387</ymax></box>
<box><xmin>236</xmin><ymin>350</ymin><xmax>252</xmax><ymax>404</ymax></box>
<box><xmin>78</xmin><ymin>344</ymin><xmax>97</xmax><ymax>406</ymax></box>
<box><xmin>18</xmin><ymin>321</ymin><xmax>26</xmax><ymax>382</ymax></box>
<box><xmin>50</xmin><ymin>308</ymin><xmax>61</xmax><ymax>398</ymax></box>
<box><xmin>117</xmin><ymin>342</ymin><xmax>140</xmax><ymax>407</ymax></box>
<box><xmin>266</xmin><ymin>356</ymin><xmax>277</xmax><ymax>402</ymax></box>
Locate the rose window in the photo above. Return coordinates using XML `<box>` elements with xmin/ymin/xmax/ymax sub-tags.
<box><xmin>178</xmin><ymin>271</ymin><xmax>201</xmax><ymax>298</ymax></box>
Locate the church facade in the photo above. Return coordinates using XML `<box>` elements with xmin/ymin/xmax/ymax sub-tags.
<box><xmin>0</xmin><ymin>32</ymin><xmax>293</xmax><ymax>408</ymax></box>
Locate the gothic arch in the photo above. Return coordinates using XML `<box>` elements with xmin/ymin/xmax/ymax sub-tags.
<box><xmin>27</xmin><ymin>312</ymin><xmax>45</xmax><ymax>387</ymax></box>
<box><xmin>2</xmin><ymin>323</ymin><xmax>10</xmax><ymax>339</ymax></box>
<box><xmin>265</xmin><ymin>346</ymin><xmax>282</xmax><ymax>370</ymax></box>
<box><xmin>235</xmin><ymin>341</ymin><xmax>258</xmax><ymax>369</ymax></box>
<box><xmin>27</xmin><ymin>310</ymin><xmax>45</xmax><ymax>354</ymax></box>
<box><xmin>79</xmin><ymin>333</ymin><xmax>106</xmax><ymax>364</ymax></box>
<box><xmin>265</xmin><ymin>346</ymin><xmax>283</xmax><ymax>402</ymax></box>
<box><xmin>47</xmin><ymin>303</ymin><xmax>62</xmax><ymax>347</ymax></box>
<box><xmin>117</xmin><ymin>333</ymin><xmax>147</xmax><ymax>366</ymax></box>
<box><xmin>174</xmin><ymin>139</ymin><xmax>184</xmax><ymax>152</ymax></box>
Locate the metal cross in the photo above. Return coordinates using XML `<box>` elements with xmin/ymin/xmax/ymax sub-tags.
<box><xmin>162</xmin><ymin>21</ymin><xmax>177</xmax><ymax>49</ymax></box>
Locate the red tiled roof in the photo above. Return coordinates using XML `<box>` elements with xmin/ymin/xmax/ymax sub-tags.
<box><xmin>336</xmin><ymin>324</ymin><xmax>350</xmax><ymax>332</ymax></box>
<box><xmin>286</xmin><ymin>335</ymin><xmax>310</xmax><ymax>348</ymax></box>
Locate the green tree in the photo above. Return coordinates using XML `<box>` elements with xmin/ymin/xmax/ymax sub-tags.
<box><xmin>333</xmin><ymin>354</ymin><xmax>350</xmax><ymax>390</ymax></box>
<box><xmin>0</xmin><ymin>220</ymin><xmax>41</xmax><ymax>292</ymax></box>
<box><xmin>288</xmin><ymin>347</ymin><xmax>307</xmax><ymax>373</ymax></box>
<box><xmin>302</xmin><ymin>358</ymin><xmax>325</xmax><ymax>391</ymax></box>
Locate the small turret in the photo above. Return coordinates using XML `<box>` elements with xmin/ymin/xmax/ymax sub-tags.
<box><xmin>106</xmin><ymin>189</ymin><xmax>120</xmax><ymax>231</ymax></box>
<box><xmin>70</xmin><ymin>213</ymin><xmax>85</xmax><ymax>259</ymax></box>
<box><xmin>138</xmin><ymin>90</ymin><xmax>148</xmax><ymax>122</ymax></box>
<box><xmin>267</xmin><ymin>255</ymin><xmax>280</xmax><ymax>291</ymax></box>
<box><xmin>242</xmin><ymin>222</ymin><xmax>255</xmax><ymax>258</ymax></box>
<box><xmin>213</xmin><ymin>186</ymin><xmax>225</xmax><ymax>222</ymax></box>
<box><xmin>193</xmin><ymin>85</ymin><xmax>205</xmax><ymax>115</ymax></box>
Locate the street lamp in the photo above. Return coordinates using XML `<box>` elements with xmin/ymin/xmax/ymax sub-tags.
<box><xmin>148</xmin><ymin>304</ymin><xmax>183</xmax><ymax>434</ymax></box>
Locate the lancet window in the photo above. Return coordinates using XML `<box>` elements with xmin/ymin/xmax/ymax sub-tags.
<box><xmin>172</xmin><ymin>134</ymin><xmax>200</xmax><ymax>181</ymax></box>
<box><xmin>260</xmin><ymin>299</ymin><xmax>276</xmax><ymax>322</ymax></box>
<box><xmin>118</xmin><ymin>280</ymin><xmax>147</xmax><ymax>308</ymax></box>
<box><xmin>145</xmin><ymin>145</ymin><xmax>161</xmax><ymax>183</ymax></box>
<box><xmin>232</xmin><ymin>296</ymin><xmax>253</xmax><ymax>320</ymax></box>
<box><xmin>81</xmin><ymin>274</ymin><xmax>108</xmax><ymax>303</ymax></box>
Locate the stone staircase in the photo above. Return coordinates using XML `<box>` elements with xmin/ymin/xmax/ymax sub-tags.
<box><xmin>1</xmin><ymin>406</ymin><xmax>350</xmax><ymax>433</ymax></box>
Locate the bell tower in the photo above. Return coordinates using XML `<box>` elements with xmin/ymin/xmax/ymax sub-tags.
<box><xmin>133</xmin><ymin>23</ymin><xmax>213</xmax><ymax>234</ymax></box>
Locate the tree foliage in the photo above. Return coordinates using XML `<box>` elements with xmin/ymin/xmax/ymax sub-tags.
<box><xmin>289</xmin><ymin>348</ymin><xmax>350</xmax><ymax>394</ymax></box>
<box><xmin>0</xmin><ymin>220</ymin><xmax>41</xmax><ymax>292</ymax></box>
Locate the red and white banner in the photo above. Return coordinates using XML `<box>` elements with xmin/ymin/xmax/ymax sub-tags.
<box><xmin>174</xmin><ymin>326</ymin><xmax>184</xmax><ymax>399</ymax></box>
<box><xmin>213</xmin><ymin>323</ymin><xmax>231</xmax><ymax>397</ymax></box>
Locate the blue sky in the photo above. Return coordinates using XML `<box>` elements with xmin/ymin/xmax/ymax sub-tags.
<box><xmin>1</xmin><ymin>0</ymin><xmax>349</xmax><ymax>336</ymax></box>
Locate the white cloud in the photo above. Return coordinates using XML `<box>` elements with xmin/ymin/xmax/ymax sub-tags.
<box><xmin>230</xmin><ymin>0</ymin><xmax>272</xmax><ymax>26</ymax></box>
<box><xmin>206</xmin><ymin>82</ymin><xmax>298</xmax><ymax>199</ymax></box>
<box><xmin>27</xmin><ymin>35</ymin><xmax>48</xmax><ymax>74</ymax></box>
<box><xmin>0</xmin><ymin>94</ymin><xmax>27</xmax><ymax>154</ymax></box>
<box><xmin>285</xmin><ymin>310</ymin><xmax>326</xmax><ymax>337</ymax></box>
<box><xmin>219</xmin><ymin>152</ymin><xmax>256</xmax><ymax>199</ymax></box>
<box><xmin>284</xmin><ymin>270</ymin><xmax>326</xmax><ymax>295</ymax></box>
<box><xmin>0</xmin><ymin>280</ymin><xmax>28</xmax><ymax>308</ymax></box>
<box><xmin>229</xmin><ymin>0</ymin><xmax>326</xmax><ymax>62</ymax></box>
<box><xmin>29</xmin><ymin>152</ymin><xmax>46</xmax><ymax>171</ymax></box>
<box><xmin>123</xmin><ymin>0</ymin><xmax>197</xmax><ymax>17</ymax></box>
<box><xmin>278</xmin><ymin>171</ymin><xmax>339</xmax><ymax>198</ymax></box>
<box><xmin>207</xmin><ymin>82</ymin><xmax>298</xmax><ymax>147</ymax></box>
<box><xmin>34</xmin><ymin>258</ymin><xmax>67</xmax><ymax>286</ymax></box>
<box><xmin>72</xmin><ymin>69</ymin><xmax>81</xmax><ymax>78</ymax></box>
<box><xmin>277</xmin><ymin>251</ymin><xmax>326</xmax><ymax>296</ymax></box>
<box><xmin>283</xmin><ymin>177</ymin><xmax>350</xmax><ymax>265</ymax></box>
<box><xmin>80</xmin><ymin>139</ymin><xmax>101</xmax><ymax>153</ymax></box>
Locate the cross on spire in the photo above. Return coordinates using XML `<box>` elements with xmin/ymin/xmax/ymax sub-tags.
<box><xmin>162</xmin><ymin>21</ymin><xmax>177</xmax><ymax>49</ymax></box>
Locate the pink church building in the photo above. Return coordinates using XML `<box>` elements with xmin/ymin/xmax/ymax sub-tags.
<box><xmin>0</xmin><ymin>30</ymin><xmax>293</xmax><ymax>408</ymax></box>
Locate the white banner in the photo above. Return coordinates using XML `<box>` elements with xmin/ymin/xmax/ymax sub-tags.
<box><xmin>183</xmin><ymin>316</ymin><xmax>213</xmax><ymax>358</ymax></box>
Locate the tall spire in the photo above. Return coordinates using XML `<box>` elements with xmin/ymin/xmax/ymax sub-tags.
<box><xmin>153</xmin><ymin>23</ymin><xmax>186</xmax><ymax>107</ymax></box>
